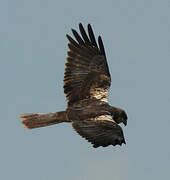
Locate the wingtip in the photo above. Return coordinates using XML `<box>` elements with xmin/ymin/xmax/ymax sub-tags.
<box><xmin>79</xmin><ymin>22</ymin><xmax>83</xmax><ymax>27</ymax></box>
<box><xmin>71</xmin><ymin>28</ymin><xmax>76</xmax><ymax>34</ymax></box>
<box><xmin>66</xmin><ymin>34</ymin><xmax>69</xmax><ymax>38</ymax></box>
<box><xmin>66</xmin><ymin>34</ymin><xmax>72</xmax><ymax>42</ymax></box>
<box><xmin>79</xmin><ymin>23</ymin><xmax>85</xmax><ymax>31</ymax></box>
<box><xmin>87</xmin><ymin>24</ymin><xmax>93</xmax><ymax>32</ymax></box>
<box><xmin>98</xmin><ymin>35</ymin><xmax>102</xmax><ymax>41</ymax></box>
<box><xmin>87</xmin><ymin>23</ymin><xmax>92</xmax><ymax>28</ymax></box>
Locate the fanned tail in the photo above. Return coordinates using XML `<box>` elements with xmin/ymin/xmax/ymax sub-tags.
<box><xmin>21</xmin><ymin>111</ymin><xmax>69</xmax><ymax>129</ymax></box>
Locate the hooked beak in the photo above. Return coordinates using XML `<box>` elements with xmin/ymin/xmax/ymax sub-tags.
<box><xmin>123</xmin><ymin>118</ymin><xmax>127</xmax><ymax>126</ymax></box>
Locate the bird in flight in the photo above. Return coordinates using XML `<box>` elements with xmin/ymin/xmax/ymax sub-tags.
<box><xmin>21</xmin><ymin>23</ymin><xmax>128</xmax><ymax>148</ymax></box>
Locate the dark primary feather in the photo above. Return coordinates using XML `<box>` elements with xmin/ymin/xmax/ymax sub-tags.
<box><xmin>66</xmin><ymin>35</ymin><xmax>79</xmax><ymax>48</ymax></box>
<box><xmin>72</xmin><ymin>29</ymin><xmax>85</xmax><ymax>45</ymax></box>
<box><xmin>72</xmin><ymin>119</ymin><xmax>126</xmax><ymax>148</ymax></box>
<box><xmin>88</xmin><ymin>24</ymin><xmax>98</xmax><ymax>48</ymax></box>
<box><xmin>98</xmin><ymin>36</ymin><xmax>106</xmax><ymax>57</ymax></box>
<box><xmin>64</xmin><ymin>23</ymin><xmax>111</xmax><ymax>106</ymax></box>
<box><xmin>79</xmin><ymin>24</ymin><xmax>90</xmax><ymax>44</ymax></box>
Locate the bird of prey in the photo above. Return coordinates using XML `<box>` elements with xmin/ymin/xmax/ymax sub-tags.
<box><xmin>21</xmin><ymin>23</ymin><xmax>128</xmax><ymax>148</ymax></box>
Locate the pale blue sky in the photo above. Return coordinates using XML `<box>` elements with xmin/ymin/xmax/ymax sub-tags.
<box><xmin>1</xmin><ymin>0</ymin><xmax>170</xmax><ymax>179</ymax></box>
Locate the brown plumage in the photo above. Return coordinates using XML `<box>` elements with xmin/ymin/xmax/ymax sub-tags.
<box><xmin>21</xmin><ymin>23</ymin><xmax>128</xmax><ymax>148</ymax></box>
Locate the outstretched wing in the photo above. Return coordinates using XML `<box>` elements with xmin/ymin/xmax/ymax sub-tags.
<box><xmin>64</xmin><ymin>23</ymin><xmax>111</xmax><ymax>106</ymax></box>
<box><xmin>72</xmin><ymin>117</ymin><xmax>125</xmax><ymax>148</ymax></box>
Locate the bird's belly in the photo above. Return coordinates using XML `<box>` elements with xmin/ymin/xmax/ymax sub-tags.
<box><xmin>67</xmin><ymin>107</ymin><xmax>114</xmax><ymax>122</ymax></box>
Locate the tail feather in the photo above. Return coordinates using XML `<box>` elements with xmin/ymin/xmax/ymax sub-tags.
<box><xmin>21</xmin><ymin>111</ymin><xmax>69</xmax><ymax>129</ymax></box>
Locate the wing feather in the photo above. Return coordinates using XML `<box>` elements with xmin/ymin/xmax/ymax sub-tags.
<box><xmin>66</xmin><ymin>34</ymin><xmax>80</xmax><ymax>48</ymax></box>
<box><xmin>72</xmin><ymin>28</ymin><xmax>85</xmax><ymax>45</ymax></box>
<box><xmin>72</xmin><ymin>119</ymin><xmax>126</xmax><ymax>148</ymax></box>
<box><xmin>64</xmin><ymin>23</ymin><xmax>111</xmax><ymax>105</ymax></box>
<box><xmin>88</xmin><ymin>24</ymin><xmax>98</xmax><ymax>48</ymax></box>
<box><xmin>98</xmin><ymin>36</ymin><xmax>106</xmax><ymax>57</ymax></box>
<box><xmin>79</xmin><ymin>23</ymin><xmax>91</xmax><ymax>44</ymax></box>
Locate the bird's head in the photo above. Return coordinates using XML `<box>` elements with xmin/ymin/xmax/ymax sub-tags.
<box><xmin>114</xmin><ymin>108</ymin><xmax>128</xmax><ymax>126</ymax></box>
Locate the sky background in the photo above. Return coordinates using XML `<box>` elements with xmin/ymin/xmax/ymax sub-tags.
<box><xmin>1</xmin><ymin>0</ymin><xmax>170</xmax><ymax>179</ymax></box>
